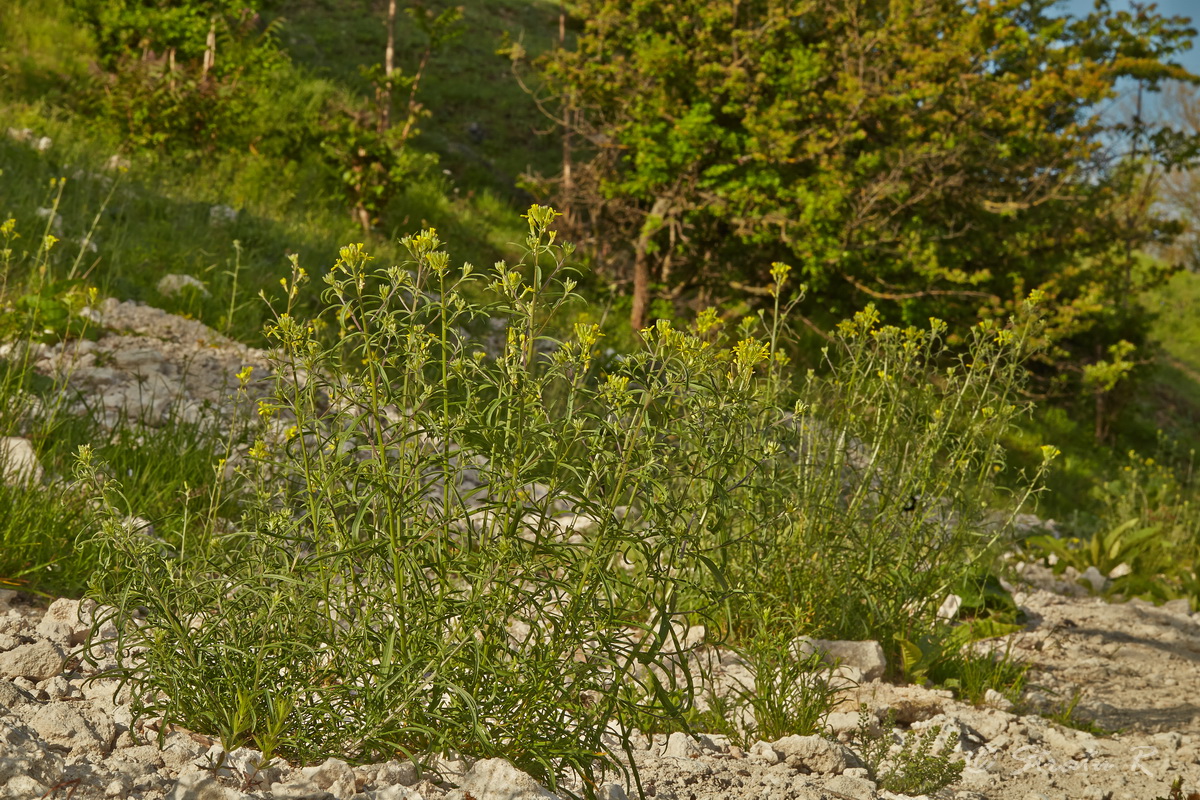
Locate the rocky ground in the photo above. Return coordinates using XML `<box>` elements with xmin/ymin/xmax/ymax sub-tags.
<box><xmin>3</xmin><ymin>577</ymin><xmax>1199</xmax><ymax>800</ymax></box>
<box><xmin>2</xmin><ymin>297</ymin><xmax>1199</xmax><ymax>800</ymax></box>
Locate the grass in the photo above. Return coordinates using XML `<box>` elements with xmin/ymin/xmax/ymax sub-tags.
<box><xmin>67</xmin><ymin>209</ymin><xmax>1050</xmax><ymax>794</ymax></box>
<box><xmin>265</xmin><ymin>0</ymin><xmax>564</xmax><ymax>193</ymax></box>
<box><xmin>1040</xmin><ymin>688</ymin><xmax>1117</xmax><ymax>737</ymax></box>
<box><xmin>0</xmin><ymin>0</ymin><xmax>539</xmax><ymax>344</ymax></box>
<box><xmin>1</xmin><ymin>0</ymin><xmax>1198</xmax><ymax>794</ymax></box>
<box><xmin>850</xmin><ymin>705</ymin><xmax>966</xmax><ymax>796</ymax></box>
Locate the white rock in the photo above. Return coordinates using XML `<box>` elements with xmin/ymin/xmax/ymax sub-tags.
<box><xmin>226</xmin><ymin>746</ymin><xmax>267</xmax><ymax>785</ymax></box>
<box><xmin>298</xmin><ymin>757</ymin><xmax>358</xmax><ymax>800</ymax></box>
<box><xmin>374</xmin><ymin>759</ymin><xmax>420</xmax><ymax>787</ymax></box>
<box><xmin>376</xmin><ymin>787</ymin><xmax>425</xmax><ymax>800</ymax></box>
<box><xmin>1163</xmin><ymin>598</ymin><xmax>1191</xmax><ymax>616</ymax></box>
<box><xmin>157</xmin><ymin>274</ymin><xmax>210</xmax><ymax>297</ymax></box>
<box><xmin>0</xmin><ymin>680</ymin><xmax>34</xmax><ymax>707</ymax></box>
<box><xmin>271</xmin><ymin>779</ymin><xmax>332</xmax><ymax>799</ymax></box>
<box><xmin>38</xmin><ymin>674</ymin><xmax>79</xmax><ymax>700</ymax></box>
<box><xmin>160</xmin><ymin>736</ymin><xmax>210</xmax><ymax>772</ymax></box>
<box><xmin>0</xmin><ymin>716</ymin><xmax>65</xmax><ymax>788</ymax></box>
<box><xmin>768</xmin><ymin>734</ymin><xmax>862</xmax><ymax>775</ymax></box>
<box><xmin>823</xmin><ymin>773</ymin><xmax>878</xmax><ymax>800</ymax></box>
<box><xmin>107</xmin><ymin>743</ymin><xmax>166</xmax><ymax>776</ymax></box>
<box><xmin>457</xmin><ymin>758</ymin><xmax>561</xmax><ymax>800</ymax></box>
<box><xmin>983</xmin><ymin>688</ymin><xmax>1014</xmax><ymax>711</ymax></box>
<box><xmin>0</xmin><ymin>640</ymin><xmax>62</xmax><ymax>680</ymax></box>
<box><xmin>1107</xmin><ymin>562</ymin><xmax>1132</xmax><ymax>579</ymax></box>
<box><xmin>21</xmin><ymin>702</ymin><xmax>116</xmax><ymax>756</ymax></box>
<box><xmin>105</xmin><ymin>776</ymin><xmax>133</xmax><ymax>797</ymax></box>
<box><xmin>1080</xmin><ymin>566</ymin><xmax>1109</xmax><ymax>593</ymax></box>
<box><xmin>826</xmin><ymin>710</ymin><xmax>878</xmax><ymax>739</ymax></box>
<box><xmin>209</xmin><ymin>204</ymin><xmax>238</xmax><ymax>225</ymax></box>
<box><xmin>0</xmin><ymin>775</ymin><xmax>48</xmax><ymax>799</ymax></box>
<box><xmin>596</xmin><ymin>784</ymin><xmax>628</xmax><ymax>800</ymax></box>
<box><xmin>793</xmin><ymin>637</ymin><xmax>887</xmax><ymax>681</ymax></box>
<box><xmin>166</xmin><ymin>773</ymin><xmax>253</xmax><ymax>800</ymax></box>
<box><xmin>0</xmin><ymin>436</ymin><xmax>44</xmax><ymax>487</ymax></box>
<box><xmin>664</xmin><ymin>731</ymin><xmax>703</xmax><ymax>758</ymax></box>
<box><xmin>35</xmin><ymin>597</ymin><xmax>98</xmax><ymax>645</ymax></box>
<box><xmin>937</xmin><ymin>593</ymin><xmax>963</xmax><ymax>621</ymax></box>
<box><xmin>748</xmin><ymin>740</ymin><xmax>780</xmax><ymax>764</ymax></box>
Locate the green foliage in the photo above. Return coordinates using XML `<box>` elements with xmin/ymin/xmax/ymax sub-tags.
<box><xmin>82</xmin><ymin>207</ymin><xmax>771</xmax><ymax>787</ymax></box>
<box><xmin>1154</xmin><ymin>777</ymin><xmax>1193</xmax><ymax>800</ymax></box>
<box><xmin>70</xmin><ymin>0</ymin><xmax>263</xmax><ymax>66</ymax></box>
<box><xmin>319</xmin><ymin>4</ymin><xmax>462</xmax><ymax>232</ymax></box>
<box><xmin>67</xmin><ymin>0</ymin><xmax>293</xmax><ymax>152</ymax></box>
<box><xmin>1042</xmin><ymin>688</ymin><xmax>1116</xmax><ymax>736</ymax></box>
<box><xmin>850</xmin><ymin>705</ymin><xmax>965</xmax><ymax>796</ymax></box>
<box><xmin>74</xmin><ymin>209</ymin><xmax>1060</xmax><ymax>789</ymax></box>
<box><xmin>721</xmin><ymin>298</ymin><xmax>1054</xmax><ymax>670</ymax></box>
<box><xmin>1023</xmin><ymin>445</ymin><xmax>1200</xmax><ymax>606</ymax></box>
<box><xmin>534</xmin><ymin>0</ymin><xmax>1199</xmax><ymax>400</ymax></box>
<box><xmin>0</xmin><ymin>204</ymin><xmax>242</xmax><ymax>597</ymax></box>
<box><xmin>0</xmin><ymin>187</ymin><xmax>103</xmax><ymax>344</ymax></box>
<box><xmin>728</xmin><ymin>611</ymin><xmax>841</xmax><ymax>744</ymax></box>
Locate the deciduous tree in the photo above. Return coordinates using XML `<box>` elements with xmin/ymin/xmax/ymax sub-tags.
<box><xmin>532</xmin><ymin>0</ymin><xmax>1199</xmax><ymax>386</ymax></box>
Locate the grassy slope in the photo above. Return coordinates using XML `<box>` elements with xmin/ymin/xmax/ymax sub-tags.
<box><xmin>1002</xmin><ymin>265</ymin><xmax>1200</xmax><ymax>525</ymax></box>
<box><xmin>2</xmin><ymin>0</ymin><xmax>1200</xmax><ymax>581</ymax></box>
<box><xmin>0</xmin><ymin>0</ymin><xmax>561</xmax><ymax>343</ymax></box>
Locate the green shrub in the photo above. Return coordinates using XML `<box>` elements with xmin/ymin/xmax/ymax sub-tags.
<box><xmin>78</xmin><ymin>207</ymin><xmax>1056</xmax><ymax>792</ymax></box>
<box><xmin>715</xmin><ymin>293</ymin><xmax>1055</xmax><ymax>673</ymax></box>
<box><xmin>1024</xmin><ymin>443</ymin><xmax>1200</xmax><ymax>607</ymax></box>
<box><xmin>850</xmin><ymin>705</ymin><xmax>965</xmax><ymax>796</ymax></box>
<box><xmin>0</xmin><ymin>205</ymin><xmax>240</xmax><ymax>596</ymax></box>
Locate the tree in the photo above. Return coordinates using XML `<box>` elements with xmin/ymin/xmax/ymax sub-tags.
<box><xmin>1159</xmin><ymin>81</ymin><xmax>1200</xmax><ymax>270</ymax></box>
<box><xmin>532</xmin><ymin>0</ymin><xmax>1199</xmax><ymax>378</ymax></box>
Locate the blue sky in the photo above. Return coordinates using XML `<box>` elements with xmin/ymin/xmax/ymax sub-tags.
<box><xmin>1057</xmin><ymin>0</ymin><xmax>1199</xmax><ymax>122</ymax></box>
<box><xmin>1058</xmin><ymin>0</ymin><xmax>1198</xmax><ymax>71</ymax></box>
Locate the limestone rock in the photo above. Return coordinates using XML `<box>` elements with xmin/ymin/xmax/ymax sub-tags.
<box><xmin>664</xmin><ymin>731</ymin><xmax>704</xmax><ymax>758</ymax></box>
<box><xmin>0</xmin><ymin>639</ymin><xmax>62</xmax><ymax>680</ymax></box>
<box><xmin>376</xmin><ymin>787</ymin><xmax>427</xmax><ymax>800</ymax></box>
<box><xmin>0</xmin><ymin>436</ymin><xmax>43</xmax><ymax>486</ymax></box>
<box><xmin>166</xmin><ymin>773</ymin><xmax>252</xmax><ymax>800</ymax></box>
<box><xmin>768</xmin><ymin>734</ymin><xmax>863</xmax><ymax>775</ymax></box>
<box><xmin>456</xmin><ymin>758</ymin><xmax>561</xmax><ymax>800</ymax></box>
<box><xmin>372</xmin><ymin>759</ymin><xmax>420</xmax><ymax>787</ymax></box>
<box><xmin>293</xmin><ymin>757</ymin><xmax>358</xmax><ymax>800</ymax></box>
<box><xmin>20</xmin><ymin>701</ymin><xmax>116</xmax><ymax>756</ymax></box>
<box><xmin>0</xmin><ymin>716</ymin><xmax>66</xmax><ymax>796</ymax></box>
<box><xmin>35</xmin><ymin>597</ymin><xmax>98</xmax><ymax>645</ymax></box>
<box><xmin>0</xmin><ymin>679</ymin><xmax>35</xmax><ymax>707</ymax></box>
<box><xmin>794</xmin><ymin>637</ymin><xmax>888</xmax><ymax>681</ymax></box>
<box><xmin>157</xmin><ymin>274</ymin><xmax>210</xmax><ymax>297</ymax></box>
<box><xmin>823</xmin><ymin>773</ymin><xmax>879</xmax><ymax>800</ymax></box>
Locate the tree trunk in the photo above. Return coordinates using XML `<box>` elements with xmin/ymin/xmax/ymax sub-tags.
<box><xmin>202</xmin><ymin>17</ymin><xmax>216</xmax><ymax>78</ymax></box>
<box><xmin>561</xmin><ymin>99</ymin><xmax>574</xmax><ymax>224</ymax></box>
<box><xmin>631</xmin><ymin>197</ymin><xmax>670</xmax><ymax>331</ymax></box>
<box><xmin>631</xmin><ymin>242</ymin><xmax>650</xmax><ymax>332</ymax></box>
<box><xmin>381</xmin><ymin>0</ymin><xmax>397</xmax><ymax>130</ymax></box>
